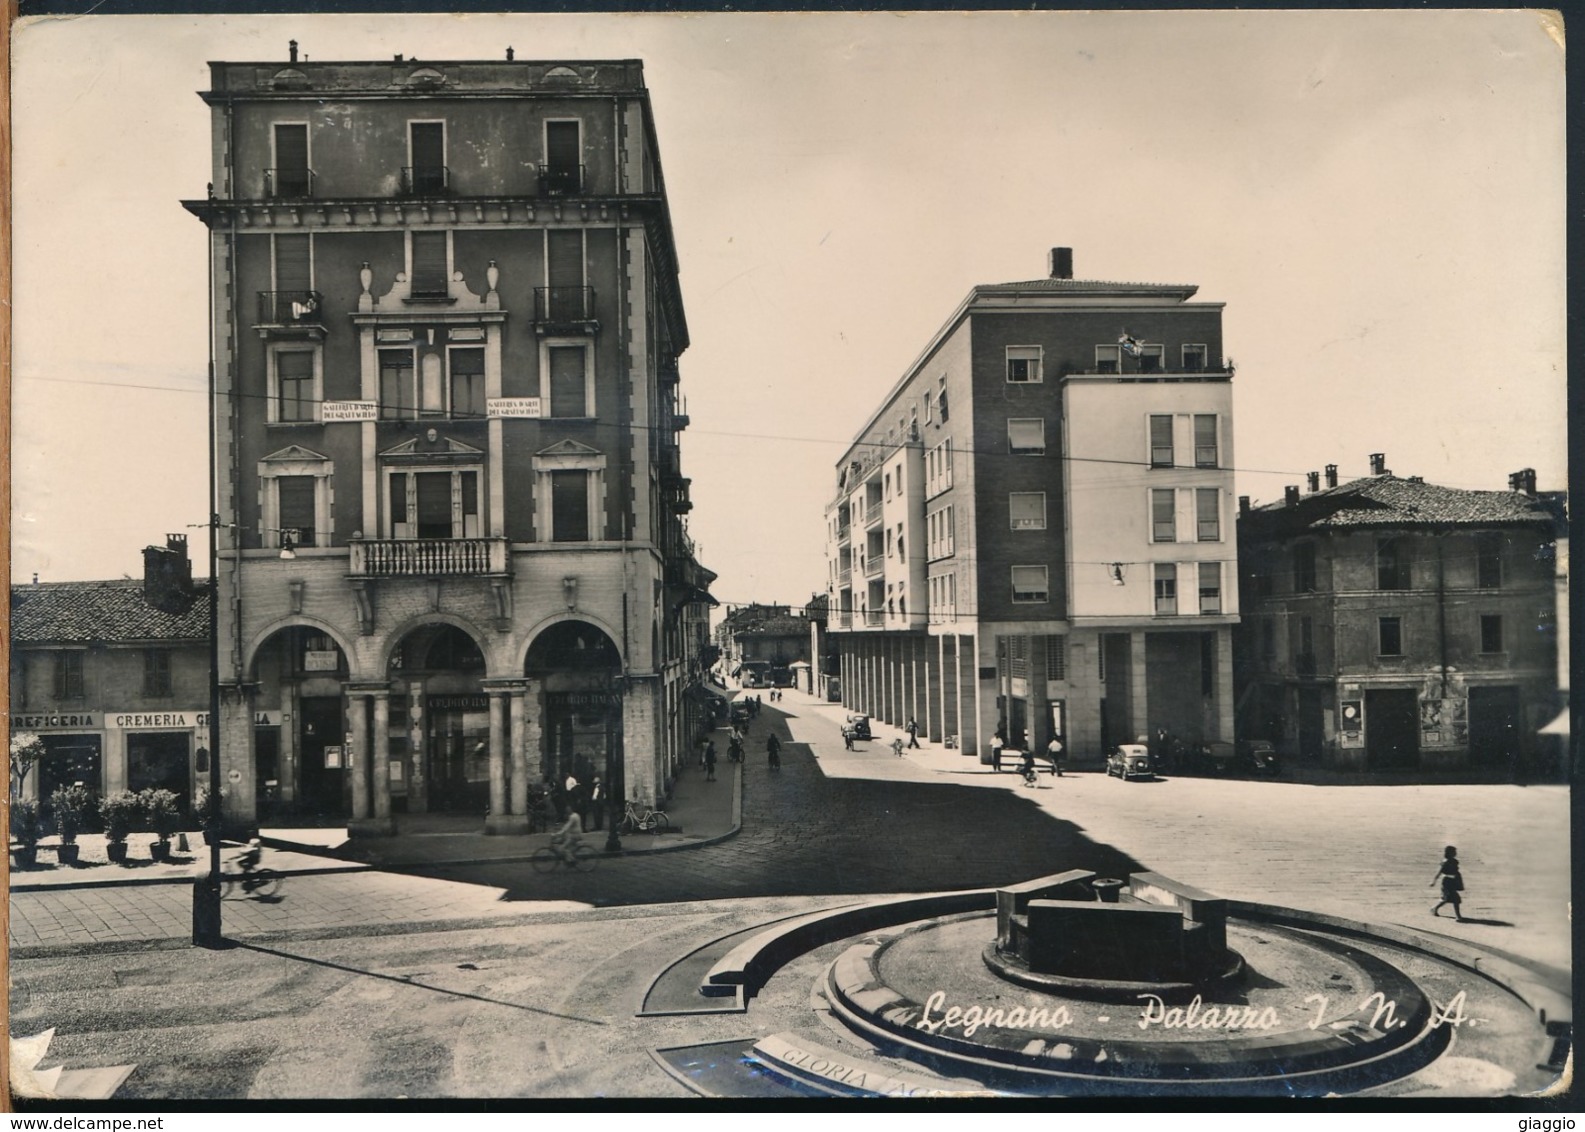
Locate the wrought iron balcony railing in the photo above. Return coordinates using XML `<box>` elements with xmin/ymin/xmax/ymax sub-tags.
<box><xmin>399</xmin><ymin>165</ymin><xmax>451</xmax><ymax>196</ymax></box>
<box><xmin>264</xmin><ymin>168</ymin><xmax>316</xmax><ymax>198</ymax></box>
<box><xmin>864</xmin><ymin>610</ymin><xmax>884</xmax><ymax>627</ymax></box>
<box><xmin>349</xmin><ymin>537</ymin><xmax>509</xmax><ymax>577</ymax></box>
<box><xmin>534</xmin><ymin>286</ymin><xmax>597</xmax><ymax>326</ymax></box>
<box><xmin>863</xmin><ymin>558</ymin><xmax>885</xmax><ymax>578</ymax></box>
<box><xmin>537</xmin><ymin>163</ymin><xmax>586</xmax><ymax>195</ymax></box>
<box><xmin>257</xmin><ymin>290</ymin><xmax>325</xmax><ymax>325</ymax></box>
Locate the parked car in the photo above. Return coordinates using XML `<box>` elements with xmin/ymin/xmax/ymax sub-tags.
<box><xmin>1195</xmin><ymin>740</ymin><xmax>1238</xmax><ymax>775</ymax></box>
<box><xmin>1107</xmin><ymin>743</ymin><xmax>1154</xmax><ymax>780</ymax></box>
<box><xmin>843</xmin><ymin>714</ymin><xmax>872</xmax><ymax>742</ymax></box>
<box><xmin>1238</xmin><ymin>739</ymin><xmax>1280</xmax><ymax>776</ymax></box>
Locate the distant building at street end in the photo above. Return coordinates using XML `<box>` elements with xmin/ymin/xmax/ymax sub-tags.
<box><xmin>715</xmin><ymin>603</ymin><xmax>810</xmax><ymax>688</ymax></box>
<box><xmin>181</xmin><ymin>49</ymin><xmax>712</xmax><ymax>834</ymax></box>
<box><xmin>802</xmin><ymin>592</ymin><xmax>839</xmax><ymax>698</ymax></box>
<box><xmin>9</xmin><ymin>537</ymin><xmax>212</xmax><ymax>813</ymax></box>
<box><xmin>823</xmin><ymin>248</ymin><xmax>1240</xmax><ymax>761</ymax></box>
<box><xmin>1235</xmin><ymin>461</ymin><xmax>1566</xmax><ymax>777</ymax></box>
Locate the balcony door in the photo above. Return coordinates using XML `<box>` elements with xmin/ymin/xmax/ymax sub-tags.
<box><xmin>388</xmin><ymin>468</ymin><xmax>480</xmax><ymax>539</ymax></box>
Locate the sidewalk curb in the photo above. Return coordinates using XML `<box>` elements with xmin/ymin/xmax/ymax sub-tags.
<box><xmin>9</xmin><ymin>861</ymin><xmax>373</xmax><ymax>893</ymax></box>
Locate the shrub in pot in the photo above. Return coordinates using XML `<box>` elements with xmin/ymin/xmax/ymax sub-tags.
<box><xmin>50</xmin><ymin>784</ymin><xmax>93</xmax><ymax>866</ymax></box>
<box><xmin>99</xmin><ymin>790</ymin><xmax>142</xmax><ymax>866</ymax></box>
<box><xmin>140</xmin><ymin>788</ymin><xmax>181</xmax><ymax>862</ymax></box>
<box><xmin>10</xmin><ymin>799</ymin><xmax>41</xmax><ymax>868</ymax></box>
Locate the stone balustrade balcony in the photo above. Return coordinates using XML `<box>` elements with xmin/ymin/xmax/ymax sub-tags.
<box><xmin>349</xmin><ymin>537</ymin><xmax>509</xmax><ymax>577</ymax></box>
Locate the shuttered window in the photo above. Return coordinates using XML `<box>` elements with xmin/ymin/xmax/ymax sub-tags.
<box><xmin>414</xmin><ymin>472</ymin><xmax>453</xmax><ymax>539</ymax></box>
<box><xmin>278</xmin><ymin>476</ymin><xmax>316</xmax><ymax>547</ymax></box>
<box><xmin>380</xmin><ymin>349</ymin><xmax>416</xmax><ymax>418</ymax></box>
<box><xmin>1007</xmin><ymin>418</ymin><xmax>1045</xmax><ymax>455</ymax></box>
<box><xmin>54</xmin><ymin>652</ymin><xmax>85</xmax><ymax>700</ymax></box>
<box><xmin>274</xmin><ymin>235</ymin><xmax>311</xmax><ymax>293</ymax></box>
<box><xmin>1150</xmin><ymin>414</ymin><xmax>1174</xmax><ymax>466</ymax></box>
<box><xmin>1009</xmin><ymin>492</ymin><xmax>1046</xmax><ymax>531</ymax></box>
<box><xmin>1152</xmin><ymin>489</ymin><xmax>1177</xmax><ymax>542</ymax></box>
<box><xmin>411</xmin><ymin>232</ymin><xmax>448</xmax><ymax>297</ymax></box>
<box><xmin>551</xmin><ymin>471</ymin><xmax>590</xmax><ymax>542</ymax></box>
<box><xmin>544</xmin><ymin>120</ymin><xmax>582</xmax><ymax>191</ymax></box>
<box><xmin>450</xmin><ymin>348</ymin><xmax>486</xmax><ymax>418</ymax></box>
<box><xmin>1196</xmin><ymin>488</ymin><xmax>1220</xmax><ymax>541</ymax></box>
<box><xmin>548</xmin><ymin>346</ymin><xmax>587</xmax><ymax>417</ymax></box>
<box><xmin>409</xmin><ymin>122</ymin><xmax>445</xmax><ymax>193</ymax></box>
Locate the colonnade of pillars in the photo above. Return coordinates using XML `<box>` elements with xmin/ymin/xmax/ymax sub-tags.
<box><xmin>837</xmin><ymin>633</ymin><xmax>982</xmax><ymax>756</ymax></box>
<box><xmin>343</xmin><ymin>678</ymin><xmax>544</xmax><ymax>836</ymax></box>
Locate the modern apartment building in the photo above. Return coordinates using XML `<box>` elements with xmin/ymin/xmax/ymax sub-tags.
<box><xmin>1236</xmin><ymin>461</ymin><xmax>1565</xmax><ymax>776</ymax></box>
<box><xmin>182</xmin><ymin>48</ymin><xmax>711</xmax><ymax>834</ymax></box>
<box><xmin>824</xmin><ymin>248</ymin><xmax>1239</xmax><ymax>761</ymax></box>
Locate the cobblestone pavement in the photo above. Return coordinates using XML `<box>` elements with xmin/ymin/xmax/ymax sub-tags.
<box><xmin>9</xmin><ymin>687</ymin><xmax>1571</xmax><ymax>977</ymax></box>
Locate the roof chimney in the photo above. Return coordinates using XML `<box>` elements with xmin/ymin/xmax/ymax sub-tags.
<box><xmin>1238</xmin><ymin>495</ymin><xmax>1250</xmax><ymax>517</ymax></box>
<box><xmin>1049</xmin><ymin>247</ymin><xmax>1073</xmax><ymax>280</ymax></box>
<box><xmin>1306</xmin><ymin>471</ymin><xmax>1320</xmax><ymax>493</ymax></box>
<box><xmin>506</xmin><ymin>46</ymin><xmax>515</xmax><ymax>61</ymax></box>
<box><xmin>1509</xmin><ymin>468</ymin><xmax>1537</xmax><ymax>496</ymax></box>
<box><xmin>1368</xmin><ymin>453</ymin><xmax>1387</xmax><ymax>476</ymax></box>
<box><xmin>289</xmin><ymin>40</ymin><xmax>299</xmax><ymax>63</ymax></box>
<box><xmin>1324</xmin><ymin>464</ymin><xmax>1338</xmax><ymax>489</ymax></box>
<box><xmin>1284</xmin><ymin>485</ymin><xmax>1301</xmax><ymax>508</ymax></box>
<box><xmin>144</xmin><ymin>534</ymin><xmax>195</xmax><ymax>615</ymax></box>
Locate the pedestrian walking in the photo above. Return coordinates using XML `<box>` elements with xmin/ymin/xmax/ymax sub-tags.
<box><xmin>1047</xmin><ymin>735</ymin><xmax>1065</xmax><ymax>777</ymax></box>
<box><xmin>766</xmin><ymin>732</ymin><xmax>782</xmax><ymax>771</ymax></box>
<box><xmin>843</xmin><ymin>725</ymin><xmax>854</xmax><ymax>751</ymax></box>
<box><xmin>891</xmin><ymin>736</ymin><xmax>905</xmax><ymax>758</ymax></box>
<box><xmin>705</xmin><ymin>739</ymin><xmax>718</xmax><ymax>782</ymax></box>
<box><xmin>906</xmin><ymin>717</ymin><xmax>920</xmax><ymax>749</ymax></box>
<box><xmin>728</xmin><ymin>733</ymin><xmax>743</xmax><ymax>763</ymax></box>
<box><xmin>990</xmin><ymin>732</ymin><xmax>1004</xmax><ymax>773</ymax></box>
<box><xmin>588</xmin><ymin>775</ymin><xmax>605</xmax><ymax>830</ymax></box>
<box><xmin>1430</xmin><ymin>846</ymin><xmax>1465</xmax><ymax>921</ymax></box>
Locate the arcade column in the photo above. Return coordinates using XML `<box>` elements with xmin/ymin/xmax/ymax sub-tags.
<box><xmin>623</xmin><ymin>675</ymin><xmax>662</xmax><ymax>807</ymax></box>
<box><xmin>216</xmin><ymin>681</ymin><xmax>259</xmax><ymax>834</ymax></box>
<box><xmin>484</xmin><ymin>679</ymin><xmax>530</xmax><ymax>835</ymax></box>
<box><xmin>345</xmin><ymin>682</ymin><xmax>395</xmax><ymax>837</ymax></box>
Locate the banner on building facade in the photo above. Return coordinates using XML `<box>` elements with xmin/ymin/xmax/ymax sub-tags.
<box><xmin>488</xmin><ymin>397</ymin><xmax>543</xmax><ymax>418</ymax></box>
<box><xmin>321</xmin><ymin>401</ymin><xmax>378</xmax><ymax>422</ymax></box>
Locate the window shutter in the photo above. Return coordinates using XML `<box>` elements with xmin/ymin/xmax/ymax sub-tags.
<box><xmin>411</xmin><ymin>122</ymin><xmax>444</xmax><ymax>169</ymax></box>
<box><xmin>546</xmin><ymin>120</ymin><xmax>580</xmax><ymax>168</ymax></box>
<box><xmin>1008</xmin><ymin>419</ymin><xmax>1044</xmax><ymax>453</ymax></box>
<box><xmin>278</xmin><ymin>476</ymin><xmax>316</xmax><ymax>546</ymax></box>
<box><xmin>548</xmin><ymin>346</ymin><xmax>586</xmax><ymax>416</ymax></box>
<box><xmin>551</xmin><ymin>470</ymin><xmax>590</xmax><ymax>542</ymax></box>
<box><xmin>274</xmin><ymin>235</ymin><xmax>311</xmax><ymax>293</ymax></box>
<box><xmin>411</xmin><ymin>233</ymin><xmax>448</xmax><ymax>296</ymax></box>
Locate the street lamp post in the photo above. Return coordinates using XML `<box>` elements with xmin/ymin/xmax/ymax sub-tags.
<box><xmin>193</xmin><ymin>399</ymin><xmax>224</xmax><ymax>947</ymax></box>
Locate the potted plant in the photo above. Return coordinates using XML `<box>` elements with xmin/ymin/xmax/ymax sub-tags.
<box><xmin>141</xmin><ymin>788</ymin><xmax>180</xmax><ymax>862</ymax></box>
<box><xmin>99</xmin><ymin>790</ymin><xmax>142</xmax><ymax>865</ymax></box>
<box><xmin>11</xmin><ymin>799</ymin><xmax>41</xmax><ymax>868</ymax></box>
<box><xmin>50</xmin><ymin>784</ymin><xmax>93</xmax><ymax>866</ymax></box>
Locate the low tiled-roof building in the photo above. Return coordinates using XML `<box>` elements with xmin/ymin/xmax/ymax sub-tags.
<box><xmin>10</xmin><ymin>536</ymin><xmax>215</xmax><ymax>810</ymax></box>
<box><xmin>1236</xmin><ymin>461</ymin><xmax>1565</xmax><ymax>777</ymax></box>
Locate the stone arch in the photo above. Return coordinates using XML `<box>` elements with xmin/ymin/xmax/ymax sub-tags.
<box><xmin>243</xmin><ymin>614</ymin><xmax>358</xmax><ymax>681</ymax></box>
<box><xmin>379</xmin><ymin>611</ymin><xmax>496</xmax><ymax>679</ymax></box>
<box><xmin>516</xmin><ymin>611</ymin><xmax>625</xmax><ymax>674</ymax></box>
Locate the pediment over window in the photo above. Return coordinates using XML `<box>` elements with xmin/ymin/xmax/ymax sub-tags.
<box><xmin>535</xmin><ymin>439</ymin><xmax>601</xmax><ymax>459</ymax></box>
<box><xmin>261</xmin><ymin>444</ymin><xmax>330</xmax><ymax>464</ymax></box>
<box><xmin>379</xmin><ymin>435</ymin><xmax>485</xmax><ymax>460</ymax></box>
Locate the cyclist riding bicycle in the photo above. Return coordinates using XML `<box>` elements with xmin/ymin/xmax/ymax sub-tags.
<box><xmin>237</xmin><ymin>838</ymin><xmax>264</xmax><ymax>874</ymax></box>
<box><xmin>550</xmin><ymin>812</ymin><xmax>584</xmax><ymax>865</ymax></box>
<box><xmin>1019</xmin><ymin>748</ymin><xmax>1038</xmax><ymax>786</ymax></box>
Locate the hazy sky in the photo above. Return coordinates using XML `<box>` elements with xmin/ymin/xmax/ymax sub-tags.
<box><xmin>11</xmin><ymin>10</ymin><xmax>1566</xmax><ymax>608</ymax></box>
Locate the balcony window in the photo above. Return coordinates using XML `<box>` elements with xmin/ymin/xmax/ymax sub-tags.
<box><xmin>541</xmin><ymin>120</ymin><xmax>584</xmax><ymax>194</ymax></box>
<box><xmin>1011</xmin><ymin>565</ymin><xmax>1048</xmax><ymax>603</ymax></box>
<box><xmin>1095</xmin><ymin>344</ymin><xmax>1121</xmax><ymax>374</ymax></box>
<box><xmin>1196</xmin><ymin>487</ymin><xmax>1220</xmax><ymax>542</ymax></box>
<box><xmin>1182</xmin><ymin>344</ymin><xmax>1207</xmax><ymax>373</ymax></box>
<box><xmin>379</xmin><ymin>349</ymin><xmax>418</xmax><ymax>418</ymax></box>
<box><xmin>406</xmin><ymin>121</ymin><xmax>447</xmax><ymax>195</ymax></box>
<box><xmin>275</xmin><ymin>350</ymin><xmax>315</xmax><ymax>423</ymax></box>
<box><xmin>937</xmin><ymin>379</ymin><xmax>949</xmax><ymax>422</ymax></box>
<box><xmin>551</xmin><ymin>470</ymin><xmax>591</xmax><ymax>542</ymax></box>
<box><xmin>1006</xmin><ymin>345</ymin><xmax>1042</xmax><ymax>383</ymax></box>
<box><xmin>1194</xmin><ymin>414</ymin><xmax>1219</xmax><ymax>468</ymax></box>
<box><xmin>387</xmin><ymin>468</ymin><xmax>482</xmax><ymax>540</ymax></box>
<box><xmin>1199</xmin><ymin>562</ymin><xmax>1222</xmax><ymax>614</ymax></box>
<box><xmin>1154</xmin><ymin>563</ymin><xmax>1178</xmax><ymax>615</ymax></box>
<box><xmin>1010</xmin><ymin>492</ymin><xmax>1046</xmax><ymax>531</ymax></box>
<box><xmin>1150</xmin><ymin>414</ymin><xmax>1174</xmax><ymax>467</ymax></box>
<box><xmin>1007</xmin><ymin>418</ymin><xmax>1045</xmax><ymax>456</ymax></box>
<box><xmin>277</xmin><ymin>475</ymin><xmax>318</xmax><ymax>547</ymax></box>
<box><xmin>1137</xmin><ymin>344</ymin><xmax>1164</xmax><ymax>373</ymax></box>
<box><xmin>270</xmin><ymin>123</ymin><xmax>312</xmax><ymax>197</ymax></box>
<box><xmin>1378</xmin><ymin>616</ymin><xmax>1403</xmax><ymax>657</ymax></box>
<box><xmin>1152</xmin><ymin>488</ymin><xmax>1177</xmax><ymax>543</ymax></box>
<box><xmin>546</xmin><ymin>343</ymin><xmax>593</xmax><ymax>417</ymax></box>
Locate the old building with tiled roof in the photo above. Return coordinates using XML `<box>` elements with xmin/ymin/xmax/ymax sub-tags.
<box><xmin>9</xmin><ymin>536</ymin><xmax>215</xmax><ymax>811</ymax></box>
<box><xmin>1235</xmin><ymin>459</ymin><xmax>1565</xmax><ymax>777</ymax></box>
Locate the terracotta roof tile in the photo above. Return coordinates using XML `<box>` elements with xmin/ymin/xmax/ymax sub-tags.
<box><xmin>1251</xmin><ymin>475</ymin><xmax>1558</xmax><ymax>530</ymax></box>
<box><xmin>10</xmin><ymin>580</ymin><xmax>212</xmax><ymax>644</ymax></box>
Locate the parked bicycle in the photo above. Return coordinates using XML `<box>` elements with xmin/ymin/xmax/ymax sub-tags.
<box><xmin>222</xmin><ymin>841</ymin><xmax>283</xmax><ymax>899</ymax></box>
<box><xmin>621</xmin><ymin>799</ymin><xmax>671</xmax><ymax>834</ymax></box>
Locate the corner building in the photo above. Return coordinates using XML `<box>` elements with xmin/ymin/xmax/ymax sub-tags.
<box><xmin>184</xmin><ymin>52</ymin><xmax>709</xmax><ymax>834</ymax></box>
<box><xmin>824</xmin><ymin>249</ymin><xmax>1238</xmax><ymax>762</ymax></box>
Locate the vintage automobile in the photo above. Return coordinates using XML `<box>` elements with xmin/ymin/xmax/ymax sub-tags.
<box><xmin>1238</xmin><ymin>739</ymin><xmax>1281</xmax><ymax>776</ymax></box>
<box><xmin>842</xmin><ymin>714</ymin><xmax>873</xmax><ymax>742</ymax></box>
<box><xmin>1106</xmin><ymin>743</ymin><xmax>1154</xmax><ymax>781</ymax></box>
<box><xmin>729</xmin><ymin>702</ymin><xmax>752</xmax><ymax>729</ymax></box>
<box><xmin>1195</xmin><ymin>740</ymin><xmax>1238</xmax><ymax>775</ymax></box>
